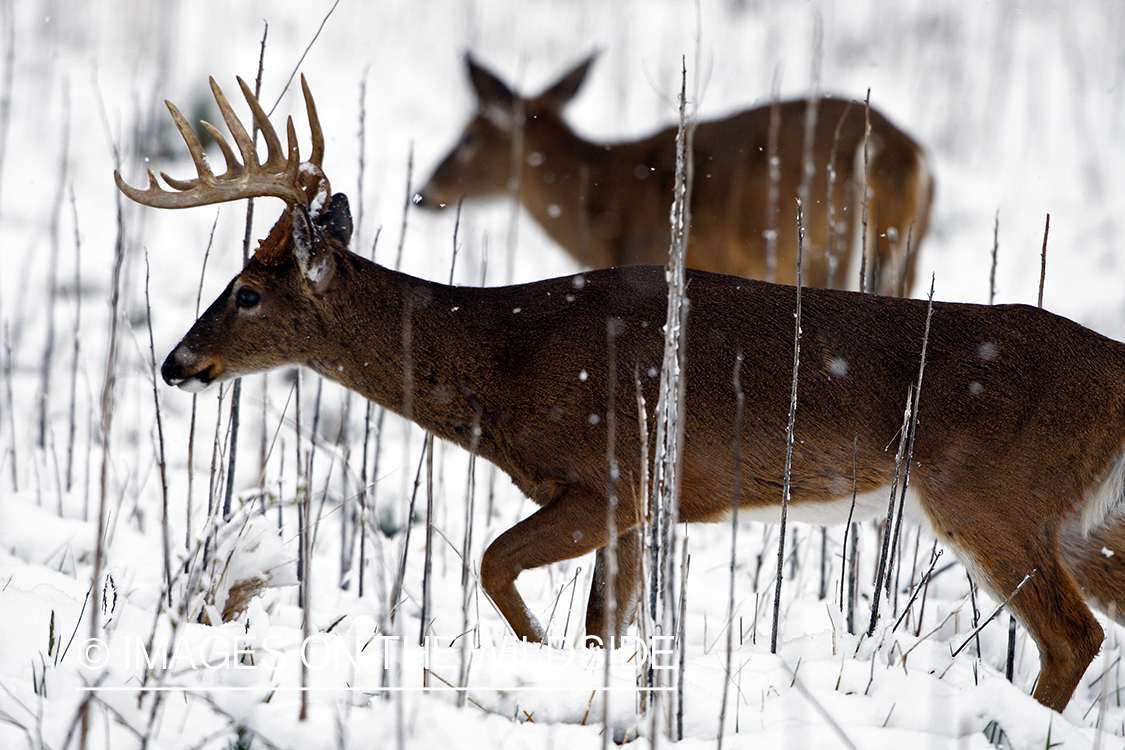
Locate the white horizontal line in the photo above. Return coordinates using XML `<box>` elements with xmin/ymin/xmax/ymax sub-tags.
<box><xmin>78</xmin><ymin>685</ymin><xmax>675</xmax><ymax>693</ymax></box>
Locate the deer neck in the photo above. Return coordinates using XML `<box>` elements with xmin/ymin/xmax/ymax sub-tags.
<box><xmin>516</xmin><ymin>114</ymin><xmax>618</xmax><ymax>268</ymax></box>
<box><xmin>304</xmin><ymin>252</ymin><xmax>498</xmax><ymax>453</ymax></box>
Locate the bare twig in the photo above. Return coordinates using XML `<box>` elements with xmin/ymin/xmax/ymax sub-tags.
<box><xmin>144</xmin><ymin>253</ymin><xmax>173</xmax><ymax>605</ymax></box>
<box><xmin>891</xmin><ymin>279</ymin><xmax>934</xmax><ymax>573</ymax></box>
<box><xmin>2</xmin><ymin>324</ymin><xmax>15</xmax><ymax>492</ymax></box>
<box><xmin>388</xmin><ymin>440</ymin><xmax>431</xmax><ymax>629</ymax></box>
<box><xmin>298</xmin><ymin>373</ymin><xmax>311</xmax><ymax>721</ymax></box>
<box><xmin>825</xmin><ymin>103</ymin><xmax>853</xmax><ymax>290</ymax></box>
<box><xmin>951</xmin><ymin>572</ymin><xmax>1034</xmax><ymax>658</ymax></box>
<box><xmin>186</xmin><ymin>216</ymin><xmax>218</xmax><ymax>562</ymax></box>
<box><xmin>449</xmin><ymin>199</ymin><xmax>464</xmax><ymax>285</ymax></box>
<box><xmin>88</xmin><ymin>71</ymin><xmax>130</xmax><ymax>748</ymax></box>
<box><xmin>223</xmin><ymin>30</ymin><xmax>270</xmax><ymax>522</ymax></box>
<box><xmin>1038</xmin><ymin>213</ymin><xmax>1050</xmax><ymax>308</ymax></box>
<box><xmin>798</xmin><ymin>15</ymin><xmax>823</xmax><ymax>224</ymax></box>
<box><xmin>355</xmin><ymin>70</ymin><xmax>369</xmax><ymax>246</ymax></box>
<box><xmin>858</xmin><ymin>90</ymin><xmax>871</xmax><ymax>293</ymax></box>
<box><xmin>989</xmin><ymin>210</ymin><xmax>999</xmax><ymax>305</ymax></box>
<box><xmin>37</xmin><ymin>83</ymin><xmax>70</xmax><ymax>451</ymax></box>
<box><xmin>893</xmin><ymin>544</ymin><xmax>941</xmax><ymax>632</ymax></box>
<box><xmin>1006</xmin><ymin>615</ymin><xmax>1017</xmax><ymax>683</ymax></box>
<box><xmin>870</xmin><ymin>277</ymin><xmax>934</xmax><ymax>633</ymax></box>
<box><xmin>601</xmin><ymin>318</ymin><xmax>619</xmax><ymax>750</ymax></box>
<box><xmin>839</xmin><ymin>438</ymin><xmax>858</xmax><ymax>631</ymax></box>
<box><xmin>676</xmin><ymin>543</ymin><xmax>690</xmax><ymax>742</ymax></box>
<box><xmin>646</xmin><ymin>57</ymin><xmax>693</xmax><ymax>735</ymax></box>
<box><xmin>771</xmin><ymin>198</ymin><xmax>804</xmax><ymax>655</ymax></box>
<box><xmin>0</xmin><ymin>0</ymin><xmax>13</xmax><ymax>213</ymax></box>
<box><xmin>781</xmin><ymin>659</ymin><xmax>860</xmax><ymax>750</ymax></box>
<box><xmin>65</xmin><ymin>188</ymin><xmax>82</xmax><ymax>492</ymax></box>
<box><xmin>764</xmin><ymin>69</ymin><xmax>782</xmax><ymax>284</ymax></box>
<box><xmin>420</xmin><ymin>433</ymin><xmax>435</xmax><ymax>648</ymax></box>
<box><xmin>396</xmin><ymin>145</ymin><xmax>413</xmax><ymax>272</ymax></box>
<box><xmin>458</xmin><ymin>407</ymin><xmax>482</xmax><ymax>704</ymax></box>
<box><xmin>267</xmin><ymin>0</ymin><xmax>342</xmax><ymax>116</ymax></box>
<box><xmin>504</xmin><ymin>92</ymin><xmax>525</xmax><ymax>285</ymax></box>
<box><xmin>358</xmin><ymin>230</ymin><xmax>384</xmax><ymax>601</ymax></box>
<box><xmin>717</xmin><ymin>351</ymin><xmax>745</xmax><ymax>749</ymax></box>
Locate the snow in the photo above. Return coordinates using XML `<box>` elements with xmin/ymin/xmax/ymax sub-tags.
<box><xmin>2</xmin><ymin>0</ymin><xmax>1125</xmax><ymax>748</ymax></box>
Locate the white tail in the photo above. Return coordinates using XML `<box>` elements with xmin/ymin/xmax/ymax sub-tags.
<box><xmin>415</xmin><ymin>55</ymin><xmax>934</xmax><ymax>295</ymax></box>
<box><xmin>121</xmin><ymin>76</ymin><xmax>1124</xmax><ymax>714</ymax></box>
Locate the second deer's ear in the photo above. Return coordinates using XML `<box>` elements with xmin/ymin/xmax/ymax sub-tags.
<box><xmin>538</xmin><ymin>53</ymin><xmax>597</xmax><ymax>108</ymax></box>
<box><xmin>292</xmin><ymin>205</ymin><xmax>336</xmax><ymax>295</ymax></box>
<box><xmin>466</xmin><ymin>54</ymin><xmax>515</xmax><ymax>109</ymax></box>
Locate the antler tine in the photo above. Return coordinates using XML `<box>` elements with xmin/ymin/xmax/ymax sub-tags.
<box><xmin>200</xmin><ymin>120</ymin><xmax>240</xmax><ymax>176</ymax></box>
<box><xmin>210</xmin><ymin>77</ymin><xmax>259</xmax><ymax>178</ymax></box>
<box><xmin>115</xmin><ymin>78</ymin><xmax>308</xmax><ymax>209</ymax></box>
<box><xmin>161</xmin><ymin>116</ymin><xmax>234</xmax><ymax>192</ymax></box>
<box><xmin>113</xmin><ymin>98</ymin><xmax>223</xmax><ymax>209</ymax></box>
<box><xmin>285</xmin><ymin>117</ymin><xmax>301</xmax><ymax>180</ymax></box>
<box><xmin>235</xmin><ymin>76</ymin><xmax>294</xmax><ymax>174</ymax></box>
<box><xmin>301</xmin><ymin>74</ymin><xmax>324</xmax><ymax>168</ymax></box>
<box><xmin>113</xmin><ymin>167</ymin><xmax>176</xmax><ymax>207</ymax></box>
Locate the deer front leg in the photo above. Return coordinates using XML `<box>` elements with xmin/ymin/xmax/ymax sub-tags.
<box><xmin>585</xmin><ymin>527</ymin><xmax>643</xmax><ymax>646</ymax></box>
<box><xmin>480</xmin><ymin>484</ymin><xmax>629</xmax><ymax>643</ymax></box>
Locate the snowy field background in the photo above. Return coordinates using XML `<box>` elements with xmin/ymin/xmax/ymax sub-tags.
<box><xmin>2</xmin><ymin>0</ymin><xmax>1125</xmax><ymax>748</ymax></box>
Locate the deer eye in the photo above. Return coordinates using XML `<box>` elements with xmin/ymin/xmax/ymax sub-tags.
<box><xmin>235</xmin><ymin>287</ymin><xmax>260</xmax><ymax>309</ymax></box>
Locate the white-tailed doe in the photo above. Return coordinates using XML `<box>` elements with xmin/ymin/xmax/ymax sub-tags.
<box><xmin>415</xmin><ymin>55</ymin><xmax>934</xmax><ymax>295</ymax></box>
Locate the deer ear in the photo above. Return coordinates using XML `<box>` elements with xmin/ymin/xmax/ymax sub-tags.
<box><xmin>538</xmin><ymin>53</ymin><xmax>597</xmax><ymax>107</ymax></box>
<box><xmin>292</xmin><ymin>205</ymin><xmax>336</xmax><ymax>295</ymax></box>
<box><xmin>466</xmin><ymin>53</ymin><xmax>515</xmax><ymax>110</ymax></box>
<box><xmin>319</xmin><ymin>193</ymin><xmax>353</xmax><ymax>246</ymax></box>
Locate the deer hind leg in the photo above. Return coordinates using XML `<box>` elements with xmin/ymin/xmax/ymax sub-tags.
<box><xmin>584</xmin><ymin>527</ymin><xmax>643</xmax><ymax>646</ymax></box>
<box><xmin>480</xmin><ymin>484</ymin><xmax>633</xmax><ymax>643</ymax></box>
<box><xmin>1012</xmin><ymin>561</ymin><xmax>1102</xmax><ymax>711</ymax></box>
<box><xmin>933</xmin><ymin>510</ymin><xmax>1102</xmax><ymax>712</ymax></box>
<box><xmin>1060</xmin><ymin>515</ymin><xmax>1125</xmax><ymax>625</ymax></box>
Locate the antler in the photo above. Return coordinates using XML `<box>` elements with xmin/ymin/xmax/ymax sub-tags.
<box><xmin>115</xmin><ymin>75</ymin><xmax>326</xmax><ymax>210</ymax></box>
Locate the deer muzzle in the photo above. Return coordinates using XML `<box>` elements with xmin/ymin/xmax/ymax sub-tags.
<box><xmin>411</xmin><ymin>185</ymin><xmax>454</xmax><ymax>211</ymax></box>
<box><xmin>162</xmin><ymin>348</ymin><xmax>225</xmax><ymax>393</ymax></box>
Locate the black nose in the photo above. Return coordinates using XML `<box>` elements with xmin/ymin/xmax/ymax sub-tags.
<box><xmin>161</xmin><ymin>354</ymin><xmax>183</xmax><ymax>386</ymax></box>
<box><xmin>412</xmin><ymin>190</ymin><xmax>450</xmax><ymax>210</ymax></box>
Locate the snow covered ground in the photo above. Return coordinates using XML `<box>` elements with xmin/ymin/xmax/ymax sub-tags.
<box><xmin>2</xmin><ymin>0</ymin><xmax>1125</xmax><ymax>747</ymax></box>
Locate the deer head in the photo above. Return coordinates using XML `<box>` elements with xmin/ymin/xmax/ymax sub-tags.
<box><xmin>413</xmin><ymin>53</ymin><xmax>595</xmax><ymax>209</ymax></box>
<box><xmin>116</xmin><ymin>76</ymin><xmax>355</xmax><ymax>391</ymax></box>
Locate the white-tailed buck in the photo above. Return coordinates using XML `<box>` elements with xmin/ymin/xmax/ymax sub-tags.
<box><xmin>120</xmin><ymin>76</ymin><xmax>1125</xmax><ymax>713</ymax></box>
<box><xmin>415</xmin><ymin>55</ymin><xmax>934</xmax><ymax>296</ymax></box>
